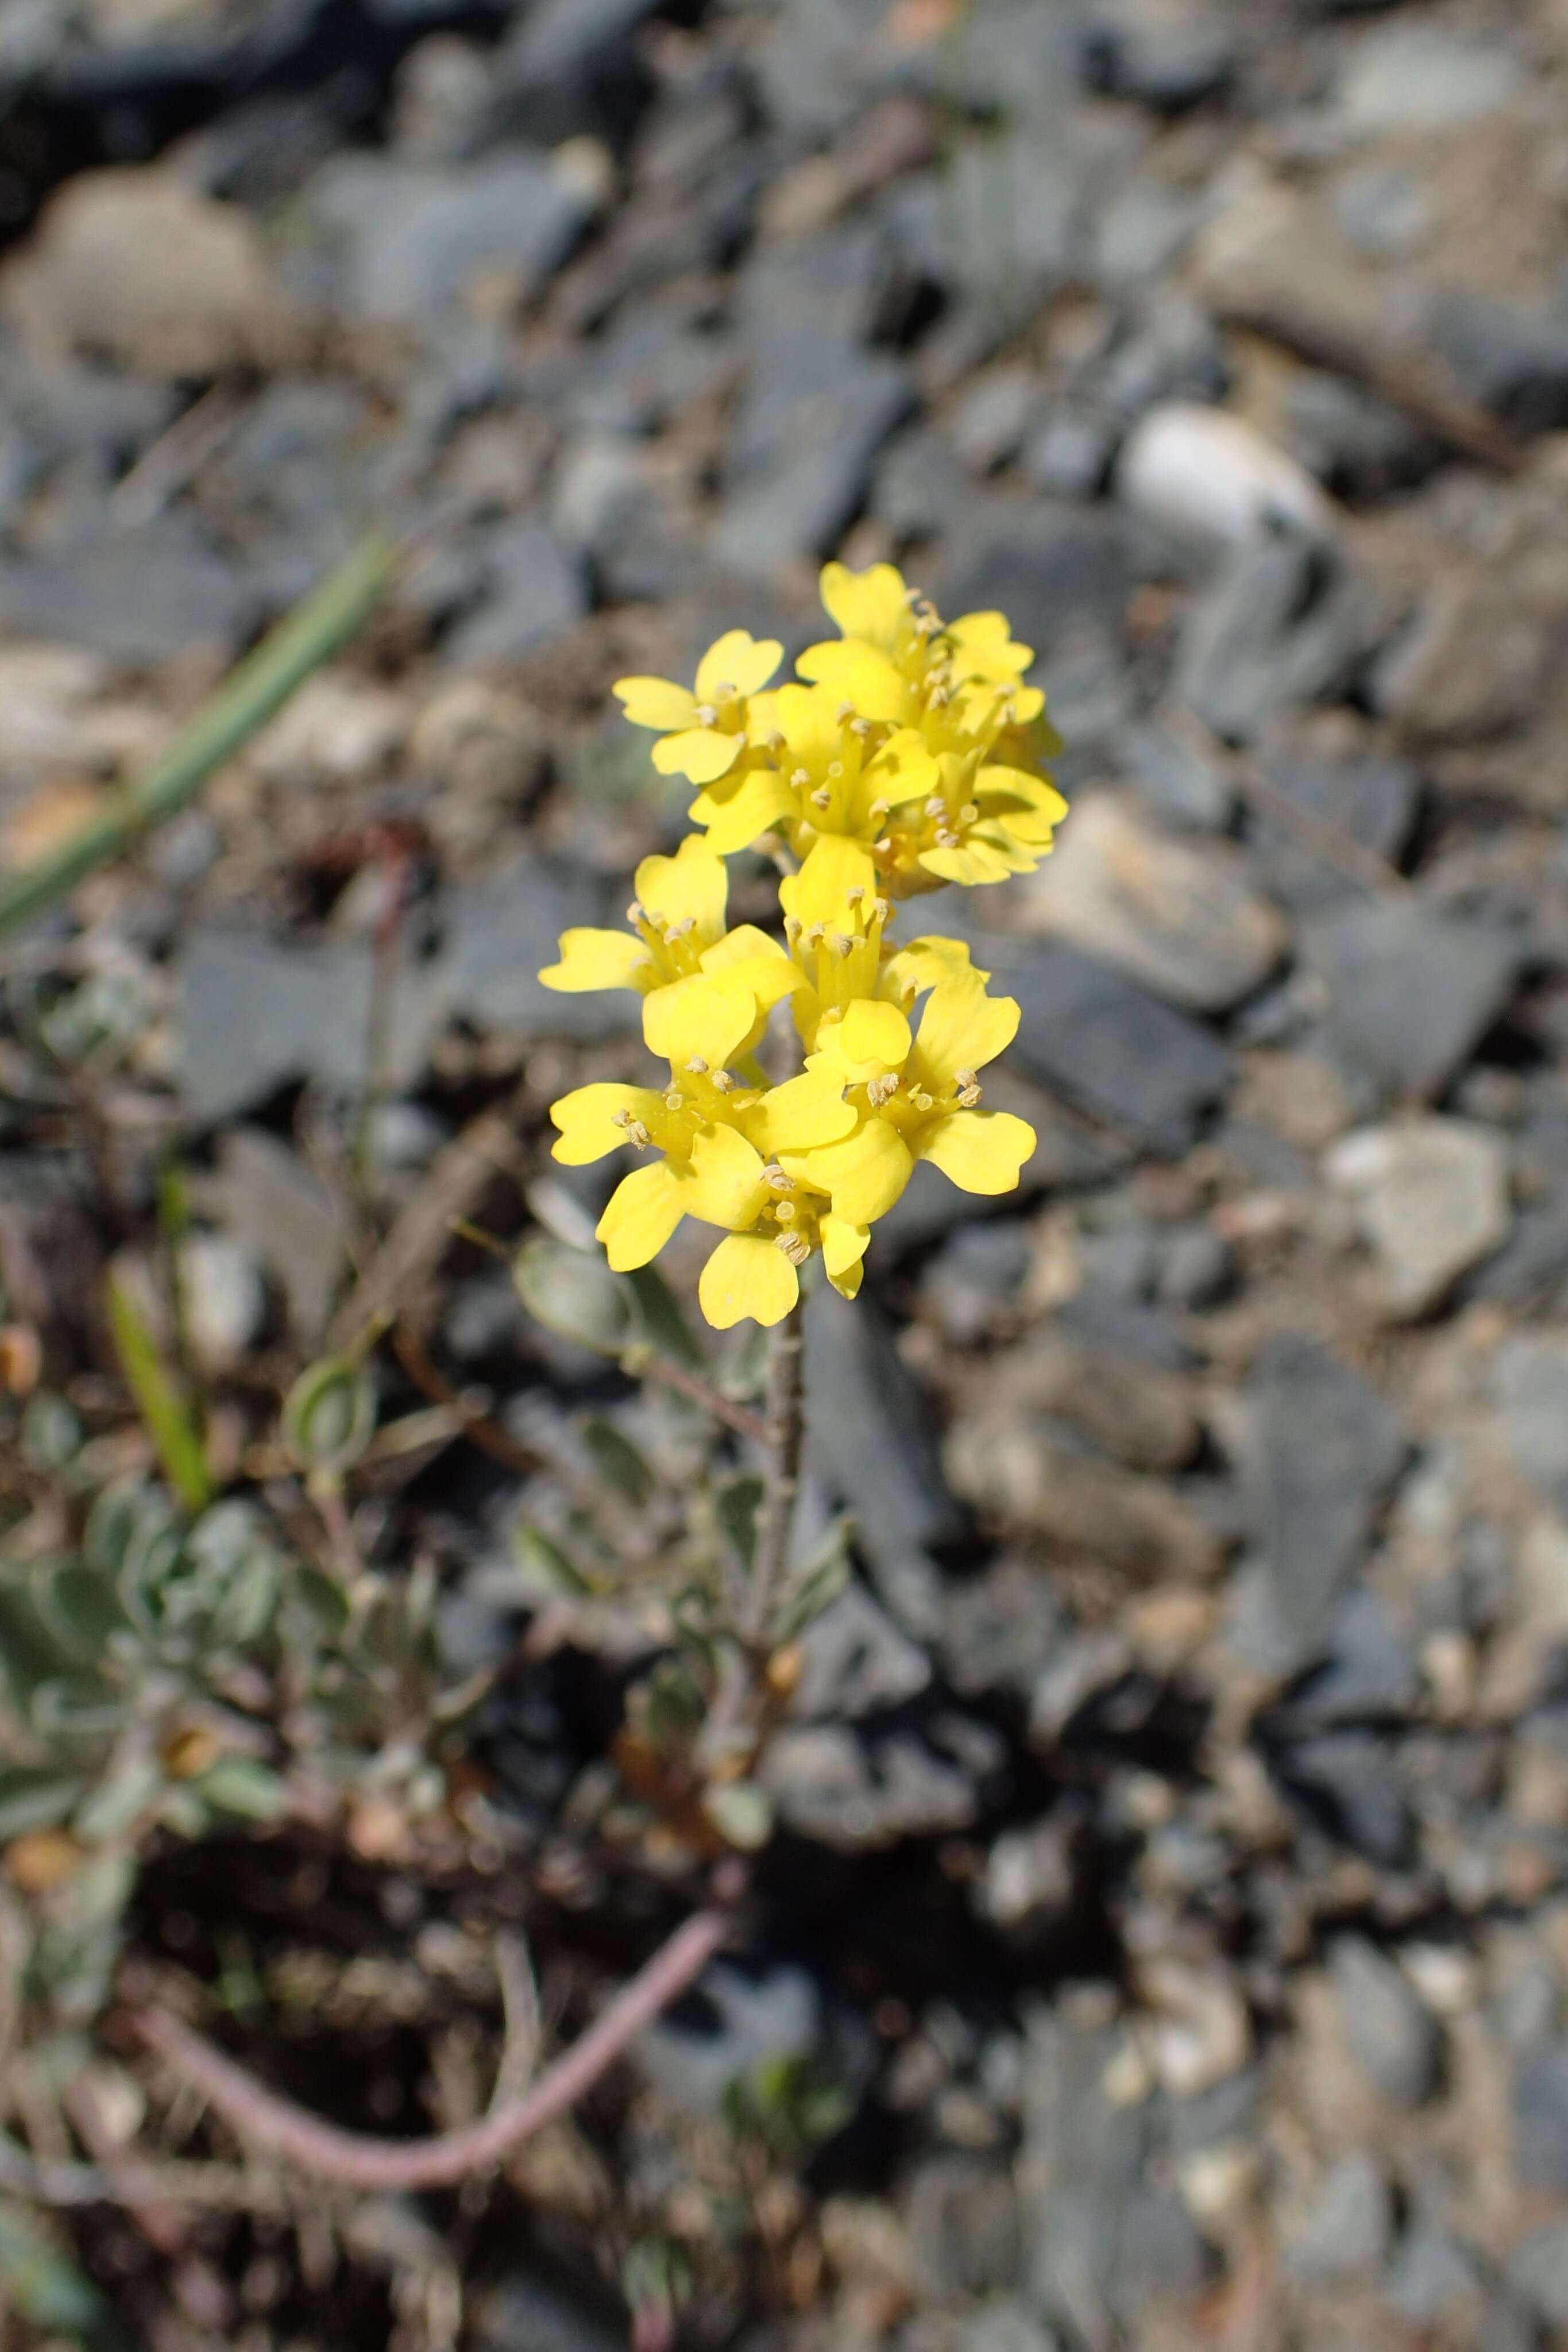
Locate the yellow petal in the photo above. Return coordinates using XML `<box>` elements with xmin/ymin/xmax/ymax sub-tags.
<box><xmin>795</xmin><ymin>639</ymin><xmax>909</xmax><ymax>723</ymax></box>
<box><xmin>789</xmin><ymin>1117</ymin><xmax>914</xmax><ymax>1225</ymax></box>
<box><xmin>919</xmin><ymin>837</ymin><xmax>1018</xmax><ymax>887</ymax></box>
<box><xmin>682</xmin><ymin>1121</ymin><xmax>769</xmax><ymax>1229</ymax></box>
<box><xmin>539</xmin><ymin>928</ymin><xmax>651</xmax><ymax>994</ymax></box>
<box><xmin>835</xmin><ymin>997</ymin><xmax>912</xmax><ymax>1074</ymax></box>
<box><xmin>828</xmin><ymin>1254</ymin><xmax>864</xmax><ymax>1301</ymax></box>
<box><xmin>948</xmin><ymin>611</ymin><xmax>1033</xmax><ymax>679</ymax></box>
<box><xmin>550</xmin><ymin>1084</ymin><xmax>669</xmax><ymax>1165</ymax></box>
<box><xmin>701</xmin><ymin>924</ymin><xmax>797</xmax><ymax>1009</ymax></box>
<box><xmin>914</xmin><ymin>978</ymin><xmax>1019</xmax><ymax>1088</ymax></box>
<box><xmin>864</xmin><ymin>727</ymin><xmax>939</xmax><ymax>809</ymax></box>
<box><xmin>818</xmin><ymin>560</ymin><xmax>909</xmax><ymax>649</ymax></box>
<box><xmin>597</xmin><ymin>1161</ymin><xmax>686</xmax><ymax>1270</ymax></box>
<box><xmin>614</xmin><ymin>676</ymin><xmax>697</xmax><ymax>731</ymax></box>
<box><xmin>642</xmin><ymin>973</ymin><xmax>758</xmax><ymax>1069</ymax></box>
<box><xmin>634</xmin><ymin>835</ymin><xmax>729</xmax><ymax>938</ymax></box>
<box><xmin>651</xmin><ymin>727</ymin><xmax>741</xmax><ymax>784</ymax></box>
<box><xmin>698</xmin><ymin>1232</ymin><xmax>800</xmax><ymax>1331</ymax></box>
<box><xmin>975</xmin><ymin>765</ymin><xmax>1070</xmax><ymax>824</ymax></box>
<box><xmin>746</xmin><ymin>1070</ymin><xmax>856</xmax><ymax>1156</ymax></box>
<box><xmin>821</xmin><ymin>1211</ymin><xmax>870</xmax><ymax>1283</ymax></box>
<box><xmin>782</xmin><ymin>835</ymin><xmax>879</xmax><ymax>928</ymax></box>
<box><xmin>690</xmin><ymin>766</ymin><xmax>796</xmax><ymax>854</ymax></box>
<box><xmin>883</xmin><ymin>935</ymin><xmax>983</xmax><ymax>998</ymax></box>
<box><xmin>694</xmin><ymin>629</ymin><xmax>783</xmax><ymax>703</ymax></box>
<box><xmin>918</xmin><ymin>1109</ymin><xmax>1036</xmax><ymax>1195</ymax></box>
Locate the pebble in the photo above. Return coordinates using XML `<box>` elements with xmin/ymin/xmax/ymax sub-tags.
<box><xmin>1117</xmin><ymin>403</ymin><xmax>1333</xmax><ymax>549</ymax></box>
<box><xmin>4</xmin><ymin>166</ymin><xmax>290</xmax><ymax>375</ymax></box>
<box><xmin>305</xmin><ymin>152</ymin><xmax>594</xmax><ymax>325</ymax></box>
<box><xmin>1282</xmin><ymin>2149</ymin><xmax>1392</xmax><ymax>2281</ymax></box>
<box><xmin>1080</xmin><ymin>7</ymin><xmax>1234</xmax><ymax>113</ymax></box>
<box><xmin>177</xmin><ymin>1233</ymin><xmax>268</xmax><ymax>1369</ymax></box>
<box><xmin>1237</xmin><ymin>1333</ymin><xmax>1404</xmax><ymax>1664</ymax></box>
<box><xmin>1337</xmin><ymin>24</ymin><xmax>1524</xmax><ymax>133</ymax></box>
<box><xmin>1512</xmin><ymin>2043</ymin><xmax>1568</xmax><ymax>2188</ymax></box>
<box><xmin>1303</xmin><ymin>899</ymin><xmax>1519</xmax><ymax>1105</ymax></box>
<box><xmin>1175</xmin><ymin>533</ymin><xmax>1379</xmax><ymax>743</ymax></box>
<box><xmin>989</xmin><ymin>937</ymin><xmax>1232</xmax><ymax>1157</ymax></box>
<box><xmin>1505</xmin><ymin>2222</ymin><xmax>1568</xmax><ymax>2327</ymax></box>
<box><xmin>1493</xmin><ymin>1335</ymin><xmax>1568</xmax><ymax>1518</ymax></box>
<box><xmin>904</xmin><ymin>2158</ymin><xmax>1021</xmax><ymax>2302</ymax></box>
<box><xmin>1324</xmin><ymin>1117</ymin><xmax>1511</xmax><ymax>1317</ymax></box>
<box><xmin>446</xmin><ymin>519</ymin><xmax>589</xmax><ymax>664</ymax></box>
<box><xmin>1018</xmin><ymin>790</ymin><xmax>1286</xmax><ymax>1013</ymax></box>
<box><xmin>1327</xmin><ymin>1935</ymin><xmax>1442</xmax><ymax>2106</ymax></box>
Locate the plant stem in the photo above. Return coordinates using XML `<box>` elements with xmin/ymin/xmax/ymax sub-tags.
<box><xmin>132</xmin><ymin>1896</ymin><xmax>733</xmax><ymax>2192</ymax></box>
<box><xmin>0</xmin><ymin>534</ymin><xmax>397</xmax><ymax>943</ymax></box>
<box><xmin>742</xmin><ymin>1307</ymin><xmax>805</xmax><ymax>1652</ymax></box>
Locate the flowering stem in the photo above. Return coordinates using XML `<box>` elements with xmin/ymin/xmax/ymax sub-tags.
<box><xmin>743</xmin><ymin>1307</ymin><xmax>805</xmax><ymax>1652</ymax></box>
<box><xmin>130</xmin><ymin>1895</ymin><xmax>735</xmax><ymax>2191</ymax></box>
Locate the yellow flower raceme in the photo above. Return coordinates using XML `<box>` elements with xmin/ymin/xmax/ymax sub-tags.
<box><xmin>786</xmin><ymin>971</ymin><xmax>1036</xmax><ymax>1226</ymax></box>
<box><xmin>613</xmin><ymin>629</ymin><xmax>783</xmax><ymax>784</ymax></box>
<box><xmin>539</xmin><ymin>835</ymin><xmax>795</xmax><ymax>1036</ymax></box>
<box><xmin>689</xmin><ymin>680</ymin><xmax>939</xmax><ymax>863</ymax></box>
<box><xmin>792</xmin><ymin>561</ymin><xmax>1069</xmax><ymax>894</ymax></box>
<box><xmin>546</xmin><ymin>977</ymin><xmax>866</xmax><ymax>1328</ymax></box>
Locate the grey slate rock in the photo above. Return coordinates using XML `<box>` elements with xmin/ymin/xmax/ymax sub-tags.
<box><xmin>1246</xmin><ymin>753</ymin><xmax>1419</xmax><ymax>908</ymax></box>
<box><xmin>636</xmin><ymin>1962</ymin><xmax>819</xmax><ymax>2118</ymax></box>
<box><xmin>1024</xmin><ymin>408</ymin><xmax>1117</xmax><ymax>500</ymax></box>
<box><xmin>871</xmin><ymin>427</ymin><xmax>973</xmax><ymax>543</ymax></box>
<box><xmin>1285</xmin><ymin>1589</ymin><xmax>1419</xmax><ymax>1725</ymax></box>
<box><xmin>1328</xmin><ymin>1935</ymin><xmax>1442</xmax><ymax>2106</ymax></box>
<box><xmin>483</xmin><ymin>0</ymin><xmax>659</xmax><ymax>150</ymax></box>
<box><xmin>985</xmin><ymin>938</ymin><xmax>1231</xmax><ymax>1156</ymax></box>
<box><xmin>1175</xmin><ymin>533</ymin><xmax>1377</xmax><ymax>743</ymax></box>
<box><xmin>1303</xmin><ymin>899</ymin><xmax>1518</xmax><ymax>1103</ymax></box>
<box><xmin>1494</xmin><ymin>1335</ymin><xmax>1568</xmax><ymax>1516</ymax></box>
<box><xmin>1080</xmin><ymin>10</ymin><xmax>1234</xmax><ymax>111</ymax></box>
<box><xmin>1240</xmin><ymin>1335</ymin><xmax>1404</xmax><ymax>1662</ymax></box>
<box><xmin>1283</xmin><ymin>2149</ymin><xmax>1392</xmax><ymax>2281</ymax></box>
<box><xmin>0</xmin><ymin>514</ymin><xmax>253</xmax><ymax>662</ymax></box>
<box><xmin>307</xmin><ymin>152</ymin><xmax>592</xmax><ymax>324</ymax></box>
<box><xmin>1434</xmin><ymin>293</ymin><xmax>1568</xmax><ymax>433</ymax></box>
<box><xmin>1513</xmin><ymin>2041</ymin><xmax>1568</xmax><ymax>2187</ymax></box>
<box><xmin>804</xmin><ymin>1287</ymin><xmax>964</xmax><ymax>1634</ymax></box>
<box><xmin>1506</xmin><ymin>2223</ymin><xmax>1568</xmax><ymax>2327</ymax></box>
<box><xmin>445</xmin><ymin>520</ymin><xmax>589</xmax><ymax>664</ymax></box>
<box><xmin>937</xmin><ymin>504</ymin><xmax>1131</xmax><ymax>660</ymax></box>
<box><xmin>1117</xmin><ymin>722</ymin><xmax>1233</xmax><ymax>830</ymax></box>
<box><xmin>1384</xmin><ymin>2230</ymin><xmax>1481</xmax><ymax>2325</ymax></box>
<box><xmin>445</xmin><ymin>857</ymin><xmax>626</xmax><ymax>1043</ymax></box>
<box><xmin>180</xmin><ymin>930</ymin><xmax>448</xmax><ymax>1124</ymax></box>
<box><xmin>906</xmin><ymin>2157</ymin><xmax>1022</xmax><ymax>2301</ymax></box>
<box><xmin>712</xmin><ymin>352</ymin><xmax>914</xmax><ymax>576</ymax></box>
<box><xmin>1268</xmin><ymin>1729</ymin><xmax>1412</xmax><ymax>1864</ymax></box>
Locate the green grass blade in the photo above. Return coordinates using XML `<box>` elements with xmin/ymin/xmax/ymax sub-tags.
<box><xmin>107</xmin><ymin>1274</ymin><xmax>213</xmax><ymax>1517</ymax></box>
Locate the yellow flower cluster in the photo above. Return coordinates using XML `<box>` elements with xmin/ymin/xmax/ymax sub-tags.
<box><xmin>539</xmin><ymin>563</ymin><xmax>1067</xmax><ymax>1329</ymax></box>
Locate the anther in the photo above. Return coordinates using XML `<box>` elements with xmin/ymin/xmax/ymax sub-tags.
<box><xmin>846</xmin><ymin>886</ymin><xmax>866</xmax><ymax>905</ymax></box>
<box><xmin>775</xmin><ymin>1231</ymin><xmax>811</xmax><ymax>1266</ymax></box>
<box><xmin>762</xmin><ymin>1162</ymin><xmax>793</xmax><ymax>1193</ymax></box>
<box><xmin>868</xmin><ymin>797</ymin><xmax>890</xmax><ymax>822</ymax></box>
<box><xmin>850</xmin><ymin>717</ymin><xmax>872</xmax><ymax>739</ymax></box>
<box><xmin>685</xmin><ymin>1056</ymin><xmax>708</xmax><ymax>1075</ymax></box>
<box><xmin>783</xmin><ymin>914</ymin><xmax>802</xmax><ymax>942</ymax></box>
<box><xmin>810</xmin><ymin>786</ymin><xmax>832</xmax><ymax>811</ymax></box>
<box><xmin>832</xmin><ymin>933</ymin><xmax>854</xmax><ymax>958</ymax></box>
<box><xmin>836</xmin><ymin>701</ymin><xmax>855</xmax><ymax>723</ymax></box>
<box><xmin>767</xmin><ymin>730</ymin><xmax>786</xmax><ymax>753</ymax></box>
<box><xmin>695</xmin><ymin>703</ymin><xmax>717</xmax><ymax>727</ymax></box>
<box><xmin>625</xmin><ymin>900</ymin><xmax>644</xmax><ymax>926</ymax></box>
<box><xmin>626</xmin><ymin>1118</ymin><xmax>653</xmax><ymax>1148</ymax></box>
<box><xmin>712</xmin><ymin>1070</ymin><xmax>736</xmax><ymax>1094</ymax></box>
<box><xmin>804</xmin><ymin>923</ymin><xmax>825</xmax><ymax>947</ymax></box>
<box><xmin>791</xmin><ymin>767</ymin><xmax>811</xmax><ymax>788</ymax></box>
<box><xmin>867</xmin><ymin>1072</ymin><xmax>901</xmax><ymax>1108</ymax></box>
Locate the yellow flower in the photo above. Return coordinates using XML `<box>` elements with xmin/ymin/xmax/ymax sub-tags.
<box><xmin>547</xmin><ymin>975</ymin><xmax>861</xmax><ymax>1327</ymax></box>
<box><xmin>613</xmin><ymin>629</ymin><xmax>783</xmax><ymax>785</ymax></box>
<box><xmin>792</xmin><ymin>562</ymin><xmax>1069</xmax><ymax>895</ymax></box>
<box><xmin>540</xmin><ymin>835</ymin><xmax>795</xmax><ymax>1032</ymax></box>
<box><xmin>779</xmin><ymin>834</ymin><xmax>980</xmax><ymax>1055</ymax></box>
<box><xmin>786</xmin><ymin>971</ymin><xmax>1036</xmax><ymax>1224</ymax></box>
<box><xmin>689</xmin><ymin>681</ymin><xmax>938</xmax><ymax>862</ymax></box>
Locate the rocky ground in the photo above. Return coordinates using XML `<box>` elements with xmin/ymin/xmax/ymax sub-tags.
<box><xmin>7</xmin><ymin>0</ymin><xmax>1568</xmax><ymax>2346</ymax></box>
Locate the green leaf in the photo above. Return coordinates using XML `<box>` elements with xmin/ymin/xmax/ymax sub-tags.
<box><xmin>716</xmin><ymin>1475</ymin><xmax>764</xmax><ymax>1574</ymax></box>
<box><xmin>283</xmin><ymin>1355</ymin><xmax>378</xmax><ymax>1476</ymax></box>
<box><xmin>0</xmin><ymin>1768</ymin><xmax>87</xmax><ymax>1841</ymax></box>
<box><xmin>191</xmin><ymin>1757</ymin><xmax>288</xmax><ymax>1823</ymax></box>
<box><xmin>581</xmin><ymin>1417</ymin><xmax>654</xmax><ymax>1505</ymax></box>
<box><xmin>106</xmin><ymin>1274</ymin><xmax>211</xmax><ymax>1516</ymax></box>
<box><xmin>18</xmin><ymin>1391</ymin><xmax>82</xmax><ymax>1472</ymax></box>
<box><xmin>770</xmin><ymin>1516</ymin><xmax>855</xmax><ymax>1644</ymax></box>
<box><xmin>0</xmin><ymin>1584</ymin><xmax>73</xmax><ymax>1706</ymax></box>
<box><xmin>0</xmin><ymin>2204</ymin><xmax>134</xmax><ymax>2349</ymax></box>
<box><xmin>624</xmin><ymin>1263</ymin><xmax>704</xmax><ymax>1367</ymax></box>
<box><xmin>512</xmin><ymin>1233</ymin><xmax>631</xmax><ymax>1356</ymax></box>
<box><xmin>513</xmin><ymin>1524</ymin><xmax>592</xmax><ymax>1597</ymax></box>
<box><xmin>33</xmin><ymin>1563</ymin><xmax>130</xmax><ymax>1668</ymax></box>
<box><xmin>700</xmin><ymin>1780</ymin><xmax>775</xmax><ymax>1852</ymax></box>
